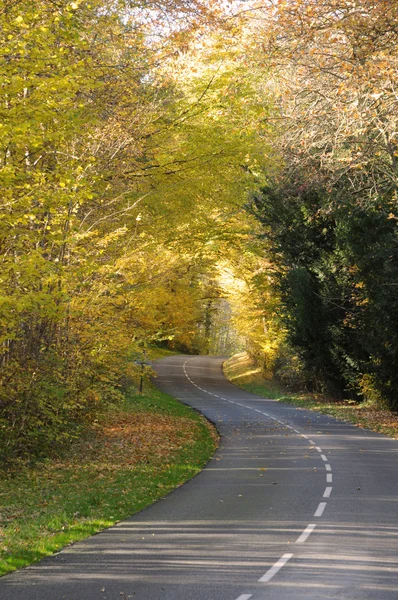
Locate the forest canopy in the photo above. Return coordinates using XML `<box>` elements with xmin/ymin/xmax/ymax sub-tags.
<box><xmin>1</xmin><ymin>0</ymin><xmax>397</xmax><ymax>461</ymax></box>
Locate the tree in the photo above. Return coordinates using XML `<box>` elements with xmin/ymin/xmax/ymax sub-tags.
<box><xmin>0</xmin><ymin>0</ymin><xmax>277</xmax><ymax>460</ymax></box>
<box><xmin>0</xmin><ymin>0</ymin><xmax>221</xmax><ymax>458</ymax></box>
<box><xmin>243</xmin><ymin>0</ymin><xmax>398</xmax><ymax>407</ymax></box>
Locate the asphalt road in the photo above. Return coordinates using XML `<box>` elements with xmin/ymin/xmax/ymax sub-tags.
<box><xmin>0</xmin><ymin>355</ymin><xmax>397</xmax><ymax>600</ymax></box>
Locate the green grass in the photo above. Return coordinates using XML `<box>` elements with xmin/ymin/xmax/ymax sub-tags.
<box><xmin>224</xmin><ymin>352</ymin><xmax>398</xmax><ymax>439</ymax></box>
<box><xmin>146</xmin><ymin>344</ymin><xmax>180</xmax><ymax>360</ymax></box>
<box><xmin>0</xmin><ymin>380</ymin><xmax>218</xmax><ymax>577</ymax></box>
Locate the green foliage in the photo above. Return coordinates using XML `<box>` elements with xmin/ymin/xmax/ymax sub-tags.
<box><xmin>251</xmin><ymin>175</ymin><xmax>398</xmax><ymax>409</ymax></box>
<box><xmin>335</xmin><ymin>200</ymin><xmax>398</xmax><ymax>409</ymax></box>
<box><xmin>251</xmin><ymin>183</ymin><xmax>347</xmax><ymax>396</ymax></box>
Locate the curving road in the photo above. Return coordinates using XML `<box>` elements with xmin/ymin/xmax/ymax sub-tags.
<box><xmin>0</xmin><ymin>355</ymin><xmax>397</xmax><ymax>599</ymax></box>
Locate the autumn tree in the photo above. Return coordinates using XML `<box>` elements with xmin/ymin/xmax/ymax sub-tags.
<box><xmin>0</xmin><ymin>0</ymin><xmax>277</xmax><ymax>460</ymax></box>
<box><xmin>0</xmin><ymin>0</ymin><xmax>224</xmax><ymax>458</ymax></box>
<box><xmin>244</xmin><ymin>0</ymin><xmax>398</xmax><ymax>406</ymax></box>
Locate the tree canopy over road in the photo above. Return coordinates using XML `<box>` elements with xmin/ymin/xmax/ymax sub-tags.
<box><xmin>1</xmin><ymin>0</ymin><xmax>397</xmax><ymax>461</ymax></box>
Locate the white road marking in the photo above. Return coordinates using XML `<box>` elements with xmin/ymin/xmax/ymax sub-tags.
<box><xmin>296</xmin><ymin>523</ymin><xmax>317</xmax><ymax>543</ymax></box>
<box><xmin>314</xmin><ymin>502</ymin><xmax>327</xmax><ymax>517</ymax></box>
<box><xmin>235</xmin><ymin>595</ymin><xmax>253</xmax><ymax>600</ymax></box>
<box><xmin>181</xmin><ymin>357</ymin><xmax>334</xmax><ymax>586</ymax></box>
<box><xmin>258</xmin><ymin>553</ymin><xmax>294</xmax><ymax>582</ymax></box>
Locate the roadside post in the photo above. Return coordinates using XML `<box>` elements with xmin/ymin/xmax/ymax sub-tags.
<box><xmin>133</xmin><ymin>351</ymin><xmax>150</xmax><ymax>393</ymax></box>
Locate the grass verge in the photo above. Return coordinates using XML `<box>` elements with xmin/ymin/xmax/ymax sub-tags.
<box><xmin>224</xmin><ymin>352</ymin><xmax>398</xmax><ymax>439</ymax></box>
<box><xmin>0</xmin><ymin>379</ymin><xmax>218</xmax><ymax>577</ymax></box>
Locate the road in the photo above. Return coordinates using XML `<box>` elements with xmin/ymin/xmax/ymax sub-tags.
<box><xmin>0</xmin><ymin>355</ymin><xmax>397</xmax><ymax>599</ymax></box>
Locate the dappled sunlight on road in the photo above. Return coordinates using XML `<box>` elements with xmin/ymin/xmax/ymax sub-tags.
<box><xmin>3</xmin><ymin>518</ymin><xmax>397</xmax><ymax>599</ymax></box>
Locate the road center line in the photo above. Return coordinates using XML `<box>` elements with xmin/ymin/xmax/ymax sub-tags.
<box><xmin>296</xmin><ymin>523</ymin><xmax>317</xmax><ymax>543</ymax></box>
<box><xmin>314</xmin><ymin>502</ymin><xmax>327</xmax><ymax>517</ymax></box>
<box><xmin>182</xmin><ymin>358</ymin><xmax>332</xmax><ymax>582</ymax></box>
<box><xmin>258</xmin><ymin>553</ymin><xmax>294</xmax><ymax>582</ymax></box>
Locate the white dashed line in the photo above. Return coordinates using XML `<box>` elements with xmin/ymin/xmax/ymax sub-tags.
<box><xmin>235</xmin><ymin>595</ymin><xmax>253</xmax><ymax>600</ymax></box>
<box><xmin>181</xmin><ymin>358</ymin><xmax>334</xmax><ymax>592</ymax></box>
<box><xmin>296</xmin><ymin>524</ymin><xmax>317</xmax><ymax>543</ymax></box>
<box><xmin>314</xmin><ymin>502</ymin><xmax>327</xmax><ymax>517</ymax></box>
<box><xmin>258</xmin><ymin>553</ymin><xmax>294</xmax><ymax>582</ymax></box>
